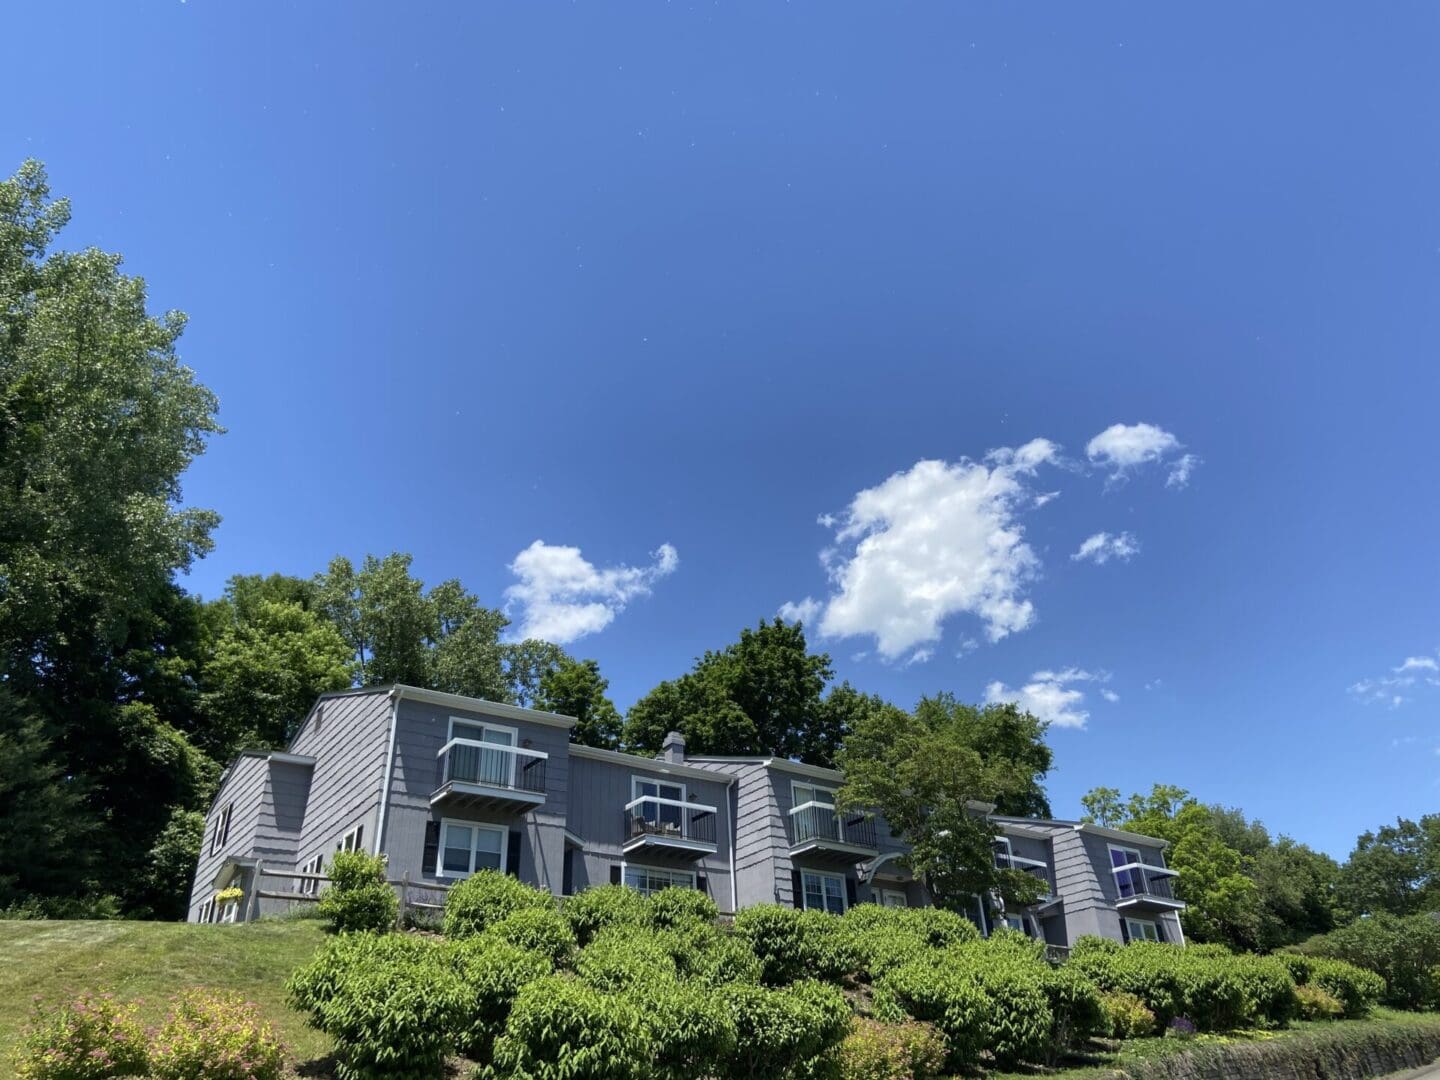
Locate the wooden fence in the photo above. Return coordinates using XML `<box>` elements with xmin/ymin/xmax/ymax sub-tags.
<box><xmin>246</xmin><ymin>862</ymin><xmax>453</xmax><ymax>928</ymax></box>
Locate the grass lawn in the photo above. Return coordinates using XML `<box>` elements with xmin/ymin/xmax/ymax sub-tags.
<box><xmin>0</xmin><ymin>917</ymin><xmax>332</xmax><ymax>1069</ymax></box>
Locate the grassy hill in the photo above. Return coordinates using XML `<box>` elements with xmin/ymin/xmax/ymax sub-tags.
<box><xmin>0</xmin><ymin>917</ymin><xmax>331</xmax><ymax>1067</ymax></box>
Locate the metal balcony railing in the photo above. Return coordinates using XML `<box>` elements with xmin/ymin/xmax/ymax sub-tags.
<box><xmin>436</xmin><ymin>738</ymin><xmax>547</xmax><ymax>796</ymax></box>
<box><xmin>788</xmin><ymin>801</ymin><xmax>878</xmax><ymax>850</ymax></box>
<box><xmin>623</xmin><ymin>796</ymin><xmax>718</xmax><ymax>847</ymax></box>
<box><xmin>1112</xmin><ymin>862</ymin><xmax>1179</xmax><ymax>902</ymax></box>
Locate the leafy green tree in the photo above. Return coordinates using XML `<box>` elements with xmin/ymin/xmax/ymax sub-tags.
<box><xmin>504</xmin><ymin>638</ymin><xmax>568</xmax><ymax>708</ymax></box>
<box><xmin>622</xmin><ymin>619</ymin><xmax>842</xmax><ymax>763</ymax></box>
<box><xmin>198</xmin><ymin>577</ymin><xmax>354</xmax><ymax>757</ymax></box>
<box><xmin>1339</xmin><ymin>816</ymin><xmax>1440</xmax><ymax>918</ymax></box>
<box><xmin>836</xmin><ymin>694</ymin><xmax>1051</xmax><ymax>914</ymax></box>
<box><xmin>0</xmin><ymin>689</ymin><xmax>96</xmax><ymax>906</ymax></box>
<box><xmin>534</xmin><ymin>657</ymin><xmax>623</xmax><ymax>748</ymax></box>
<box><xmin>0</xmin><ymin>161</ymin><xmax>221</xmax><ymax>914</ymax></box>
<box><xmin>138</xmin><ymin>808</ymin><xmax>206</xmax><ymax>921</ymax></box>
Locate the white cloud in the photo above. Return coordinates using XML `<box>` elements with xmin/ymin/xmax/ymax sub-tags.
<box><xmin>1350</xmin><ymin>649</ymin><xmax>1440</xmax><ymax>707</ymax></box>
<box><xmin>505</xmin><ymin>540</ymin><xmax>678</xmax><ymax>644</ymax></box>
<box><xmin>778</xmin><ymin>597</ymin><xmax>822</xmax><ymax>626</ymax></box>
<box><xmin>1071</xmin><ymin>531</ymin><xmax>1140</xmax><ymax>565</ymax></box>
<box><xmin>1101</xmin><ymin>689</ymin><xmax>1120</xmax><ymax>703</ymax></box>
<box><xmin>985</xmin><ymin>667</ymin><xmax>1107</xmax><ymax>730</ymax></box>
<box><xmin>1086</xmin><ymin>422</ymin><xmax>1198</xmax><ymax>487</ymax></box>
<box><xmin>1166</xmin><ymin>453</ymin><xmax>1202</xmax><ymax>489</ymax></box>
<box><xmin>785</xmin><ymin>438</ymin><xmax>1059</xmax><ymax>659</ymax></box>
<box><xmin>1395</xmin><ymin>656</ymin><xmax>1439</xmax><ymax>673</ymax></box>
<box><xmin>1034</xmin><ymin>491</ymin><xmax>1061</xmax><ymax>508</ymax></box>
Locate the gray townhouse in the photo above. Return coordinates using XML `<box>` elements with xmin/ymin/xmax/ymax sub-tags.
<box><xmin>188</xmin><ymin>685</ymin><xmax>1185</xmax><ymax>948</ymax></box>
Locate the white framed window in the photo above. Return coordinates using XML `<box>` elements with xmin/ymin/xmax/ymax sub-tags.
<box><xmin>1125</xmin><ymin>917</ymin><xmax>1162</xmax><ymax>943</ymax></box>
<box><xmin>220</xmin><ymin>899</ymin><xmax>240</xmax><ymax>924</ymax></box>
<box><xmin>631</xmin><ymin>775</ymin><xmax>685</xmax><ymax>833</ymax></box>
<box><xmin>436</xmin><ymin>819</ymin><xmax>507</xmax><ymax>878</ymax></box>
<box><xmin>624</xmin><ymin>864</ymin><xmax>696</xmax><ymax>896</ymax></box>
<box><xmin>448</xmin><ymin>716</ymin><xmax>519</xmax><ymax>787</ymax></box>
<box><xmin>801</xmin><ymin>870</ymin><xmax>847</xmax><ymax>914</ymax></box>
<box><xmin>336</xmin><ymin>825</ymin><xmax>364</xmax><ymax>853</ymax></box>
<box><xmin>210</xmin><ymin>802</ymin><xmax>233</xmax><ymax>856</ymax></box>
<box><xmin>299</xmin><ymin>854</ymin><xmax>324</xmax><ymax>896</ymax></box>
<box><xmin>879</xmin><ymin>888</ymin><xmax>908</xmax><ymax>908</ymax></box>
<box><xmin>792</xmin><ymin>781</ymin><xmax>837</xmax><ymax>809</ymax></box>
<box><xmin>198</xmin><ymin>899</ymin><xmax>214</xmax><ymax>924</ymax></box>
<box><xmin>1002</xmin><ymin>913</ymin><xmax>1041</xmax><ymax>937</ymax></box>
<box><xmin>994</xmin><ymin>836</ymin><xmax>1014</xmax><ymax>869</ymax></box>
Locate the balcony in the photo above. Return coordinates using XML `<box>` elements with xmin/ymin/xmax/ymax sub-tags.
<box><xmin>622</xmin><ymin>796</ymin><xmax>718</xmax><ymax>859</ymax></box>
<box><xmin>994</xmin><ymin>851</ymin><xmax>1056</xmax><ymax>903</ymax></box>
<box><xmin>1112</xmin><ymin>861</ymin><xmax>1186</xmax><ymax>912</ymax></box>
<box><xmin>432</xmin><ymin>738</ymin><xmax>548</xmax><ymax>813</ymax></box>
<box><xmin>789</xmin><ymin>801</ymin><xmax>879</xmax><ymax>858</ymax></box>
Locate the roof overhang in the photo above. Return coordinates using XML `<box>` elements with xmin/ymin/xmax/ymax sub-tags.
<box><xmin>570</xmin><ymin>744</ymin><xmax>733</xmax><ymax>783</ymax></box>
<box><xmin>1076</xmin><ymin>822</ymin><xmax>1171</xmax><ymax>848</ymax></box>
<box><xmin>390</xmin><ymin>685</ymin><xmax>577</xmax><ymax>730</ymax></box>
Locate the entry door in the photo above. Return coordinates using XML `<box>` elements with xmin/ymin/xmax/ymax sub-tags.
<box><xmin>454</xmin><ymin>721</ymin><xmax>516</xmax><ymax>787</ymax></box>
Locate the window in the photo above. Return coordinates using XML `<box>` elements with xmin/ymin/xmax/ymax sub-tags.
<box><xmin>624</xmin><ymin>864</ymin><xmax>696</xmax><ymax>896</ymax></box>
<box><xmin>299</xmin><ymin>854</ymin><xmax>324</xmax><ymax>896</ymax></box>
<box><xmin>1002</xmin><ymin>914</ymin><xmax>1040</xmax><ymax>937</ymax></box>
<box><xmin>792</xmin><ymin>781</ymin><xmax>836</xmax><ymax>809</ymax></box>
<box><xmin>1109</xmin><ymin>845</ymin><xmax>1144</xmax><ymax>897</ymax></box>
<box><xmin>220</xmin><ymin>898</ymin><xmax>240</xmax><ymax>924</ymax></box>
<box><xmin>198</xmin><ymin>899</ymin><xmax>214</xmax><ymax>924</ymax></box>
<box><xmin>631</xmin><ymin>776</ymin><xmax>685</xmax><ymax>833</ymax></box>
<box><xmin>879</xmin><ymin>889</ymin><xmax>908</xmax><ymax>908</ymax></box>
<box><xmin>436</xmin><ymin>819</ymin><xmax>507</xmax><ymax>878</ymax></box>
<box><xmin>336</xmin><ymin>825</ymin><xmax>364</xmax><ymax>853</ymax></box>
<box><xmin>448</xmin><ymin>717</ymin><xmax>518</xmax><ymax>787</ymax></box>
<box><xmin>993</xmin><ymin>837</ymin><xmax>1014</xmax><ymax>869</ymax></box>
<box><xmin>801</xmin><ymin>870</ymin><xmax>847</xmax><ymax>914</ymax></box>
<box><xmin>1125</xmin><ymin>918</ymin><xmax>1162</xmax><ymax>943</ymax></box>
<box><xmin>210</xmin><ymin>803</ymin><xmax>233</xmax><ymax>856</ymax></box>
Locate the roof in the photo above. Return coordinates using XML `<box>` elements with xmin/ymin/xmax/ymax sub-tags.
<box><xmin>569</xmin><ymin>744</ymin><xmax>739</xmax><ymax>784</ymax></box>
<box><xmin>992</xmin><ymin>814</ymin><xmax>1171</xmax><ymax>848</ymax></box>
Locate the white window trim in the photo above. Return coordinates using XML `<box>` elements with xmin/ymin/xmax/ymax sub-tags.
<box><xmin>219</xmin><ymin>898</ymin><xmax>240</xmax><ymax>924</ymax></box>
<box><xmin>198</xmin><ymin>899</ymin><xmax>214</xmax><ymax>924</ymax></box>
<box><xmin>210</xmin><ymin>803</ymin><xmax>233</xmax><ymax>856</ymax></box>
<box><xmin>299</xmin><ymin>854</ymin><xmax>324</xmax><ymax>896</ymax></box>
<box><xmin>337</xmin><ymin>825</ymin><xmax>365</xmax><ymax>853</ymax></box>
<box><xmin>435</xmin><ymin>818</ymin><xmax>509</xmax><ymax>879</ymax></box>
<box><xmin>631</xmin><ymin>775</ymin><xmax>686</xmax><ymax>802</ymax></box>
<box><xmin>1125</xmin><ymin>916</ymin><xmax>1161</xmax><ymax>942</ymax></box>
<box><xmin>791</xmin><ymin>780</ymin><xmax>837</xmax><ymax>809</ymax></box>
<box><xmin>879</xmin><ymin>888</ymin><xmax>908</xmax><ymax>908</ymax></box>
<box><xmin>800</xmin><ymin>869</ymin><xmax>848</xmax><ymax>914</ymax></box>
<box><xmin>623</xmin><ymin>863</ymin><xmax>697</xmax><ymax>896</ymax></box>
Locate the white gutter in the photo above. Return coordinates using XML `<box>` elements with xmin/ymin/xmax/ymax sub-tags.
<box><xmin>373</xmin><ymin>690</ymin><xmax>400</xmax><ymax>857</ymax></box>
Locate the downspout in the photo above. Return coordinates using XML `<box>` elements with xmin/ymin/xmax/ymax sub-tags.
<box><xmin>726</xmin><ymin>774</ymin><xmax>739</xmax><ymax>915</ymax></box>
<box><xmin>373</xmin><ymin>690</ymin><xmax>400</xmax><ymax>858</ymax></box>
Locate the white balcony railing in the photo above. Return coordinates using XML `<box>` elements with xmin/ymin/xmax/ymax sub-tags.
<box><xmin>788</xmin><ymin>801</ymin><xmax>878</xmax><ymax>849</ymax></box>
<box><xmin>436</xmin><ymin>737</ymin><xmax>548</xmax><ymax>796</ymax></box>
<box><xmin>624</xmin><ymin>795</ymin><xmax>718</xmax><ymax>846</ymax></box>
<box><xmin>1111</xmin><ymin>861</ymin><xmax>1180</xmax><ymax>902</ymax></box>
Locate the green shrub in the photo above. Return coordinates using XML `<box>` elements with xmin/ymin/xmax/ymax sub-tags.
<box><xmin>487</xmin><ymin>906</ymin><xmax>576</xmax><ymax>967</ymax></box>
<box><xmin>1037</xmin><ymin>963</ymin><xmax>1108</xmax><ymax>1059</ymax></box>
<box><xmin>1100</xmin><ymin>991</ymin><xmax>1156</xmax><ymax>1039</ymax></box>
<box><xmin>445</xmin><ymin>936</ymin><xmax>551</xmax><ymax>1063</ymax></box>
<box><xmin>1294</xmin><ymin>983</ymin><xmax>1345</xmax><ymax>1020</ymax></box>
<box><xmin>13</xmin><ymin>993</ymin><xmax>149</xmax><ymax>1080</ymax></box>
<box><xmin>720</xmin><ymin>980</ymin><xmax>851</xmax><ymax>1080</ymax></box>
<box><xmin>647</xmin><ymin>886</ymin><xmax>719</xmax><ymax>929</ymax></box>
<box><xmin>1169</xmin><ymin>950</ymin><xmax>1248</xmax><ymax>1031</ymax></box>
<box><xmin>850</xmin><ymin>929</ymin><xmax>931</xmax><ymax>981</ymax></box>
<box><xmin>845</xmin><ymin>904</ymin><xmax>979</xmax><ymax>950</ymax></box>
<box><xmin>576</xmin><ymin>926</ymin><xmax>677</xmax><ymax>991</ymax></box>
<box><xmin>661</xmin><ymin>921</ymin><xmax>763</xmax><ymax>986</ymax></box>
<box><xmin>1278</xmin><ymin>953</ymin><xmax>1312</xmax><ymax>984</ymax></box>
<box><xmin>1226</xmin><ymin>954</ymin><xmax>1297</xmax><ymax>1028</ymax></box>
<box><xmin>147</xmin><ymin>990</ymin><xmax>286</xmax><ymax>1080</ymax></box>
<box><xmin>443</xmin><ymin>870</ymin><xmax>554</xmax><ymax>939</ymax></box>
<box><xmin>1306</xmin><ymin>957</ymin><xmax>1386</xmax><ymax>1018</ymax></box>
<box><xmin>946</xmin><ymin>950</ymin><xmax>1053</xmax><ymax>1068</ymax></box>
<box><xmin>836</xmin><ymin>1018</ymin><xmax>947</xmax><ymax>1080</ymax></box>
<box><xmin>635</xmin><ymin>977</ymin><xmax>738</xmax><ymax>1080</ymax></box>
<box><xmin>317</xmin><ymin>851</ymin><xmax>398</xmax><ymax>934</ymax></box>
<box><xmin>734</xmin><ymin>904</ymin><xmax>857</xmax><ymax>986</ymax></box>
<box><xmin>487</xmin><ymin>975</ymin><xmax>653</xmax><ymax>1080</ymax></box>
<box><xmin>875</xmin><ymin>962</ymin><xmax>990</xmax><ymax>1072</ymax></box>
<box><xmin>562</xmin><ymin>884</ymin><xmax>649</xmax><ymax>946</ymax></box>
<box><xmin>287</xmin><ymin>932</ymin><xmax>432</xmax><ymax>1015</ymax></box>
<box><xmin>313</xmin><ymin>938</ymin><xmax>468</xmax><ymax>1080</ymax></box>
<box><xmin>1298</xmin><ymin>912</ymin><xmax>1440</xmax><ymax>1011</ymax></box>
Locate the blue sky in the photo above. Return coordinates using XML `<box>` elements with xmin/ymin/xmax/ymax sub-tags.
<box><xmin>9</xmin><ymin>3</ymin><xmax>1440</xmax><ymax>859</ymax></box>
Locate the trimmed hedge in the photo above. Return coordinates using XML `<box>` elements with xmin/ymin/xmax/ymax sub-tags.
<box><xmin>576</xmin><ymin>926</ymin><xmax>678</xmax><ymax>991</ymax></box>
<box><xmin>721</xmin><ymin>979</ymin><xmax>851</xmax><ymax>1080</ymax></box>
<box><xmin>486</xmin><ymin>975</ymin><xmax>651</xmax><ymax>1080</ymax></box>
<box><xmin>443</xmin><ymin>870</ymin><xmax>554</xmax><ymax>939</ymax></box>
<box><xmin>444</xmin><ymin>936</ymin><xmax>551</xmax><ymax>1063</ymax></box>
<box><xmin>562</xmin><ymin>884</ymin><xmax>649</xmax><ymax>946</ymax></box>
<box><xmin>647</xmin><ymin>886</ymin><xmax>719</xmax><ymax>929</ymax></box>
<box><xmin>486</xmin><ymin>906</ymin><xmax>576</xmax><ymax>967</ymax></box>
<box><xmin>318</xmin><ymin>851</ymin><xmax>399</xmax><ymax>934</ymax></box>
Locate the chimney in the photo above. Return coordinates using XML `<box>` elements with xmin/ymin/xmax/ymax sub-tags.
<box><xmin>661</xmin><ymin>730</ymin><xmax>686</xmax><ymax>764</ymax></box>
